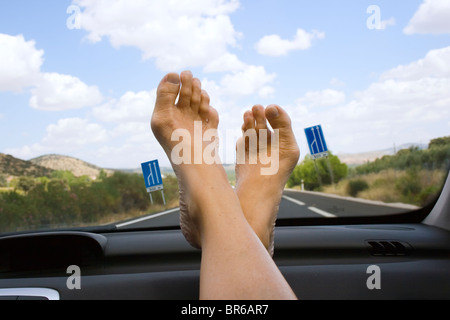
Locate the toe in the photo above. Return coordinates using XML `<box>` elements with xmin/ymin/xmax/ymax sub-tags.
<box><xmin>154</xmin><ymin>73</ymin><xmax>181</xmax><ymax>112</ymax></box>
<box><xmin>266</xmin><ymin>104</ymin><xmax>300</xmax><ymax>158</ymax></box>
<box><xmin>265</xmin><ymin>104</ymin><xmax>292</xmax><ymax>130</ymax></box>
<box><xmin>199</xmin><ymin>90</ymin><xmax>211</xmax><ymax>120</ymax></box>
<box><xmin>207</xmin><ymin>106</ymin><xmax>219</xmax><ymax>128</ymax></box>
<box><xmin>252</xmin><ymin>105</ymin><xmax>268</xmax><ymax>131</ymax></box>
<box><xmin>178</xmin><ymin>70</ymin><xmax>194</xmax><ymax>109</ymax></box>
<box><xmin>190</xmin><ymin>78</ymin><xmax>202</xmax><ymax>113</ymax></box>
<box><xmin>242</xmin><ymin>111</ymin><xmax>255</xmax><ymax>132</ymax></box>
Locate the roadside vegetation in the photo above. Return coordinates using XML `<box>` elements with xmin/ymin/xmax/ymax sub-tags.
<box><xmin>288</xmin><ymin>136</ymin><xmax>450</xmax><ymax>207</ymax></box>
<box><xmin>1</xmin><ymin>136</ymin><xmax>449</xmax><ymax>232</ymax></box>
<box><xmin>0</xmin><ymin>170</ymin><xmax>179</xmax><ymax>233</ymax></box>
<box><xmin>287</xmin><ymin>152</ymin><xmax>348</xmax><ymax>191</ymax></box>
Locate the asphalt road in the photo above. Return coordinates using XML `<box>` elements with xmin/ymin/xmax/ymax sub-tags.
<box><xmin>116</xmin><ymin>190</ymin><xmax>416</xmax><ymax>230</ymax></box>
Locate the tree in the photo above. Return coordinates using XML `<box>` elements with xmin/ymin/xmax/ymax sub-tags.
<box><xmin>97</xmin><ymin>169</ymin><xmax>108</xmax><ymax>181</ymax></box>
<box><xmin>0</xmin><ymin>174</ymin><xmax>7</xmax><ymax>187</ymax></box>
<box><xmin>288</xmin><ymin>152</ymin><xmax>348</xmax><ymax>190</ymax></box>
<box><xmin>15</xmin><ymin>176</ymin><xmax>36</xmax><ymax>193</ymax></box>
<box><xmin>51</xmin><ymin>170</ymin><xmax>76</xmax><ymax>184</ymax></box>
<box><xmin>429</xmin><ymin>136</ymin><xmax>450</xmax><ymax>149</ymax></box>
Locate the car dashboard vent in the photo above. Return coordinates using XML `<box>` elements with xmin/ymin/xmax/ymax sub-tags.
<box><xmin>366</xmin><ymin>240</ymin><xmax>412</xmax><ymax>256</ymax></box>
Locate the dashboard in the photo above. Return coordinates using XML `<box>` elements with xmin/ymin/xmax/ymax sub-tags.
<box><xmin>0</xmin><ymin>222</ymin><xmax>449</xmax><ymax>300</ymax></box>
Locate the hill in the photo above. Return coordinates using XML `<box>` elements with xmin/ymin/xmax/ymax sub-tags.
<box><xmin>0</xmin><ymin>153</ymin><xmax>54</xmax><ymax>177</ymax></box>
<box><xmin>118</xmin><ymin>163</ymin><xmax>237</xmax><ymax>183</ymax></box>
<box><xmin>30</xmin><ymin>154</ymin><xmax>114</xmax><ymax>178</ymax></box>
<box><xmin>337</xmin><ymin>143</ymin><xmax>428</xmax><ymax>166</ymax></box>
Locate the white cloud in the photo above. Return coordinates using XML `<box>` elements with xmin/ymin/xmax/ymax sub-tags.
<box><xmin>0</xmin><ymin>34</ymin><xmax>43</xmax><ymax>92</ymax></box>
<box><xmin>203</xmin><ymin>53</ymin><xmax>247</xmax><ymax>73</ymax></box>
<box><xmin>0</xmin><ymin>33</ymin><xmax>103</xmax><ymax>112</ymax></box>
<box><xmin>348</xmin><ymin>78</ymin><xmax>449</xmax><ymax>123</ymax></box>
<box><xmin>258</xmin><ymin>86</ymin><xmax>276</xmax><ymax>99</ymax></box>
<box><xmin>43</xmin><ymin>118</ymin><xmax>108</xmax><ymax>147</ymax></box>
<box><xmin>348</xmin><ymin>47</ymin><xmax>450</xmax><ymax>123</ymax></box>
<box><xmin>4</xmin><ymin>143</ymin><xmax>46</xmax><ymax>160</ymax></box>
<box><xmin>381</xmin><ymin>46</ymin><xmax>450</xmax><ymax>81</ymax></box>
<box><xmin>200</xmin><ymin>64</ymin><xmax>277</xmax><ymax>117</ymax></box>
<box><xmin>73</xmin><ymin>0</ymin><xmax>242</xmax><ymax>71</ymax></box>
<box><xmin>29</xmin><ymin>73</ymin><xmax>103</xmax><ymax>111</ymax></box>
<box><xmin>219</xmin><ymin>65</ymin><xmax>276</xmax><ymax>97</ymax></box>
<box><xmin>90</xmin><ymin>88</ymin><xmax>163</xmax><ymax>167</ymax></box>
<box><xmin>331</xmin><ymin>78</ymin><xmax>449</xmax><ymax>151</ymax></box>
<box><xmin>112</xmin><ymin>122</ymin><xmax>150</xmax><ymax>141</ymax></box>
<box><xmin>90</xmin><ymin>67</ymin><xmax>277</xmax><ymax>168</ymax></box>
<box><xmin>255</xmin><ymin>28</ymin><xmax>325</xmax><ymax>57</ymax></box>
<box><xmin>287</xmin><ymin>46</ymin><xmax>450</xmax><ymax>154</ymax></box>
<box><xmin>5</xmin><ymin>118</ymin><xmax>108</xmax><ymax>160</ymax></box>
<box><xmin>296</xmin><ymin>89</ymin><xmax>346</xmax><ymax>109</ymax></box>
<box><xmin>330</xmin><ymin>78</ymin><xmax>345</xmax><ymax>87</ymax></box>
<box><xmin>404</xmin><ymin>0</ymin><xmax>450</xmax><ymax>35</ymax></box>
<box><xmin>96</xmin><ymin>140</ymin><xmax>167</xmax><ymax>169</ymax></box>
<box><xmin>93</xmin><ymin>89</ymin><xmax>156</xmax><ymax>123</ymax></box>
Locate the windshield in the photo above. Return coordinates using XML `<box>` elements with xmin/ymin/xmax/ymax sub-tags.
<box><xmin>1</xmin><ymin>0</ymin><xmax>449</xmax><ymax>234</ymax></box>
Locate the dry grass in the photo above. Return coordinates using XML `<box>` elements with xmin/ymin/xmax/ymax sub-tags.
<box><xmin>323</xmin><ymin>169</ymin><xmax>446</xmax><ymax>205</ymax></box>
<box><xmin>95</xmin><ymin>198</ymin><xmax>180</xmax><ymax>226</ymax></box>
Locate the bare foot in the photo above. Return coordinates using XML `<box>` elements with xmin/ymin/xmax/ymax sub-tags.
<box><xmin>152</xmin><ymin>73</ymin><xmax>299</xmax><ymax>254</ymax></box>
<box><xmin>151</xmin><ymin>71</ymin><xmax>222</xmax><ymax>248</ymax></box>
<box><xmin>152</xmin><ymin>73</ymin><xmax>298</xmax><ymax>300</ymax></box>
<box><xmin>235</xmin><ymin>104</ymin><xmax>300</xmax><ymax>256</ymax></box>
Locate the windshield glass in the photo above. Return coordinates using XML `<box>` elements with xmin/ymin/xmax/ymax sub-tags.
<box><xmin>1</xmin><ymin>0</ymin><xmax>449</xmax><ymax>234</ymax></box>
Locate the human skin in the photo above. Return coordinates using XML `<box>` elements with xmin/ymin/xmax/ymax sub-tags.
<box><xmin>151</xmin><ymin>71</ymin><xmax>298</xmax><ymax>300</ymax></box>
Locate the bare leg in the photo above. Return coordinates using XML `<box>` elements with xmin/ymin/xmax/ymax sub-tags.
<box><xmin>235</xmin><ymin>105</ymin><xmax>300</xmax><ymax>256</ymax></box>
<box><xmin>151</xmin><ymin>72</ymin><xmax>297</xmax><ymax>300</ymax></box>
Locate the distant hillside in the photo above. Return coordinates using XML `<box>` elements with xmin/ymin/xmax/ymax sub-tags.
<box><xmin>338</xmin><ymin>143</ymin><xmax>428</xmax><ymax>166</ymax></box>
<box><xmin>0</xmin><ymin>153</ymin><xmax>53</xmax><ymax>177</ymax></box>
<box><xmin>118</xmin><ymin>163</ymin><xmax>236</xmax><ymax>182</ymax></box>
<box><xmin>30</xmin><ymin>154</ymin><xmax>114</xmax><ymax>178</ymax></box>
<box><xmin>117</xmin><ymin>166</ymin><xmax>175</xmax><ymax>176</ymax></box>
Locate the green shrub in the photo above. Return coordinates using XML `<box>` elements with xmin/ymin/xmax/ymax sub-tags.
<box><xmin>347</xmin><ymin>179</ymin><xmax>369</xmax><ymax>197</ymax></box>
<box><xmin>0</xmin><ymin>174</ymin><xmax>7</xmax><ymax>188</ymax></box>
<box><xmin>15</xmin><ymin>176</ymin><xmax>36</xmax><ymax>193</ymax></box>
<box><xmin>0</xmin><ymin>171</ymin><xmax>179</xmax><ymax>233</ymax></box>
<box><xmin>287</xmin><ymin>152</ymin><xmax>348</xmax><ymax>190</ymax></box>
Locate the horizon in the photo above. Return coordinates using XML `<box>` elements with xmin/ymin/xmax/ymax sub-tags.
<box><xmin>1</xmin><ymin>139</ymin><xmax>436</xmax><ymax>172</ymax></box>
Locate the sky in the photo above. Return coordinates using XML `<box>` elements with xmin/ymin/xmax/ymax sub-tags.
<box><xmin>0</xmin><ymin>0</ymin><xmax>449</xmax><ymax>169</ymax></box>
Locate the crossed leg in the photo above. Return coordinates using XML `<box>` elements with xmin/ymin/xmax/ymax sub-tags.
<box><xmin>235</xmin><ymin>104</ymin><xmax>300</xmax><ymax>256</ymax></box>
<box><xmin>151</xmin><ymin>71</ymin><xmax>298</xmax><ymax>300</ymax></box>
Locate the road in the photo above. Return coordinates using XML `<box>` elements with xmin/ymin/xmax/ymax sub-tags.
<box><xmin>115</xmin><ymin>190</ymin><xmax>417</xmax><ymax>230</ymax></box>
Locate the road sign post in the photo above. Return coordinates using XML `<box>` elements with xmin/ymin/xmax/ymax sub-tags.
<box><xmin>304</xmin><ymin>125</ymin><xmax>336</xmax><ymax>188</ymax></box>
<box><xmin>141</xmin><ymin>160</ymin><xmax>166</xmax><ymax>206</ymax></box>
<box><xmin>304</xmin><ymin>125</ymin><xmax>329</xmax><ymax>160</ymax></box>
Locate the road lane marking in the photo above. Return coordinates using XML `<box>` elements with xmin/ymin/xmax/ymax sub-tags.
<box><xmin>283</xmin><ymin>195</ymin><xmax>337</xmax><ymax>218</ymax></box>
<box><xmin>308</xmin><ymin>206</ymin><xmax>337</xmax><ymax>218</ymax></box>
<box><xmin>285</xmin><ymin>188</ymin><xmax>419</xmax><ymax>210</ymax></box>
<box><xmin>282</xmin><ymin>195</ymin><xmax>306</xmax><ymax>206</ymax></box>
<box><xmin>116</xmin><ymin>207</ymin><xmax>180</xmax><ymax>228</ymax></box>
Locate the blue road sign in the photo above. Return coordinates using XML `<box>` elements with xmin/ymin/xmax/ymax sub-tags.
<box><xmin>141</xmin><ymin>160</ymin><xmax>164</xmax><ymax>193</ymax></box>
<box><xmin>304</xmin><ymin>125</ymin><xmax>329</xmax><ymax>159</ymax></box>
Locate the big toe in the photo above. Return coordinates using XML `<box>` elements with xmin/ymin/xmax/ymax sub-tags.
<box><xmin>155</xmin><ymin>73</ymin><xmax>181</xmax><ymax>111</ymax></box>
<box><xmin>266</xmin><ymin>105</ymin><xmax>300</xmax><ymax>156</ymax></box>
<box><xmin>265</xmin><ymin>105</ymin><xmax>291</xmax><ymax>130</ymax></box>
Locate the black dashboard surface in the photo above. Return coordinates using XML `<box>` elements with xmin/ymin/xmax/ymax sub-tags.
<box><xmin>0</xmin><ymin>223</ymin><xmax>449</xmax><ymax>300</ymax></box>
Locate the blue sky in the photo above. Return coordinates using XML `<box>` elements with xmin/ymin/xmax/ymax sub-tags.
<box><xmin>0</xmin><ymin>0</ymin><xmax>449</xmax><ymax>168</ymax></box>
